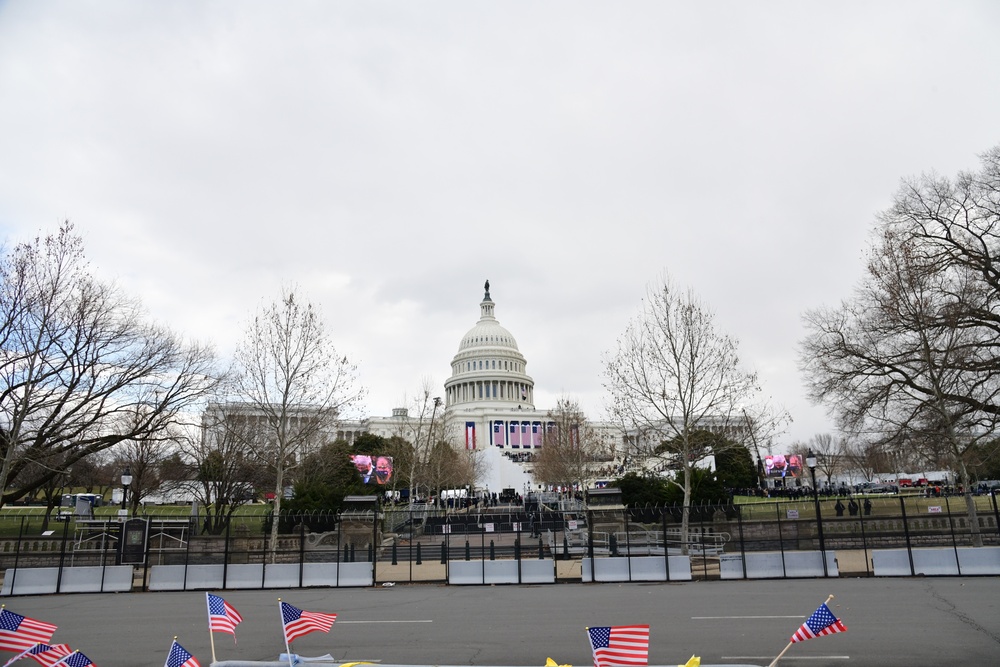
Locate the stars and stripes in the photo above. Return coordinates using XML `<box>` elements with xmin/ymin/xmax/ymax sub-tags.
<box><xmin>49</xmin><ymin>651</ymin><xmax>95</xmax><ymax>667</ymax></box>
<box><xmin>790</xmin><ymin>603</ymin><xmax>848</xmax><ymax>643</ymax></box>
<box><xmin>0</xmin><ymin>610</ymin><xmax>58</xmax><ymax>653</ymax></box>
<box><xmin>206</xmin><ymin>593</ymin><xmax>243</xmax><ymax>638</ymax></box>
<box><xmin>587</xmin><ymin>625</ymin><xmax>650</xmax><ymax>667</ymax></box>
<box><xmin>279</xmin><ymin>602</ymin><xmax>337</xmax><ymax>644</ymax></box>
<box><xmin>1</xmin><ymin>643</ymin><xmax>71</xmax><ymax>667</ymax></box>
<box><xmin>164</xmin><ymin>640</ymin><xmax>199</xmax><ymax>667</ymax></box>
<box><xmin>24</xmin><ymin>643</ymin><xmax>72</xmax><ymax>667</ymax></box>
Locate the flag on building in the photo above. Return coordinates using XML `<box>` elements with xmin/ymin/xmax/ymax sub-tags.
<box><xmin>2</xmin><ymin>643</ymin><xmax>71</xmax><ymax>667</ymax></box>
<box><xmin>0</xmin><ymin>610</ymin><xmax>58</xmax><ymax>653</ymax></box>
<box><xmin>280</xmin><ymin>602</ymin><xmax>337</xmax><ymax>644</ymax></box>
<box><xmin>50</xmin><ymin>652</ymin><xmax>95</xmax><ymax>667</ymax></box>
<box><xmin>206</xmin><ymin>593</ymin><xmax>243</xmax><ymax>638</ymax></box>
<box><xmin>164</xmin><ymin>640</ymin><xmax>200</xmax><ymax>667</ymax></box>
<box><xmin>587</xmin><ymin>625</ymin><xmax>650</xmax><ymax>667</ymax></box>
<box><xmin>465</xmin><ymin>422</ymin><xmax>476</xmax><ymax>450</ymax></box>
<box><xmin>790</xmin><ymin>603</ymin><xmax>847</xmax><ymax>643</ymax></box>
<box><xmin>493</xmin><ymin>421</ymin><xmax>505</xmax><ymax>446</ymax></box>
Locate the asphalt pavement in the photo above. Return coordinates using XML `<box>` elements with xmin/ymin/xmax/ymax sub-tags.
<box><xmin>3</xmin><ymin>577</ymin><xmax>999</xmax><ymax>667</ymax></box>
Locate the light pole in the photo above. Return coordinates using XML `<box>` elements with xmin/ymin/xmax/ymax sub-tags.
<box><xmin>120</xmin><ymin>466</ymin><xmax>133</xmax><ymax>519</ymax></box>
<box><xmin>806</xmin><ymin>450</ymin><xmax>828</xmax><ymax>577</ymax></box>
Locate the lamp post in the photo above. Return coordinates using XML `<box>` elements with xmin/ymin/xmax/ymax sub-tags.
<box><xmin>120</xmin><ymin>466</ymin><xmax>133</xmax><ymax>519</ymax></box>
<box><xmin>806</xmin><ymin>450</ymin><xmax>828</xmax><ymax>577</ymax></box>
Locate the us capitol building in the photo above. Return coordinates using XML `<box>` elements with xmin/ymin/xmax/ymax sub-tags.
<box><xmin>335</xmin><ymin>281</ymin><xmax>623</xmax><ymax>490</ymax></box>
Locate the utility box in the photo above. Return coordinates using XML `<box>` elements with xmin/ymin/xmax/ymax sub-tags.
<box><xmin>118</xmin><ymin>518</ymin><xmax>150</xmax><ymax>565</ymax></box>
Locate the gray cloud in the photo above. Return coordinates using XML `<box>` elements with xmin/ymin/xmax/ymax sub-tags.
<box><xmin>2</xmin><ymin>1</ymin><xmax>999</xmax><ymax>449</ymax></box>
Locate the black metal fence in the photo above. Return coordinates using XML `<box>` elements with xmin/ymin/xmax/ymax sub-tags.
<box><xmin>2</xmin><ymin>490</ymin><xmax>998</xmax><ymax>591</ymax></box>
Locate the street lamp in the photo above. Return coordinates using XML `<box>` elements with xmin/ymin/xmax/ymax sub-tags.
<box><xmin>120</xmin><ymin>466</ymin><xmax>133</xmax><ymax>518</ymax></box>
<box><xmin>806</xmin><ymin>450</ymin><xmax>828</xmax><ymax>577</ymax></box>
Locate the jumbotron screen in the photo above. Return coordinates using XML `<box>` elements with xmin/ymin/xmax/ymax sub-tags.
<box><xmin>764</xmin><ymin>454</ymin><xmax>802</xmax><ymax>478</ymax></box>
<box><xmin>350</xmin><ymin>455</ymin><xmax>394</xmax><ymax>485</ymax></box>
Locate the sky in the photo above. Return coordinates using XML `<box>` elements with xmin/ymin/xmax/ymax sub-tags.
<box><xmin>1</xmin><ymin>1</ymin><xmax>999</xmax><ymax>452</ymax></box>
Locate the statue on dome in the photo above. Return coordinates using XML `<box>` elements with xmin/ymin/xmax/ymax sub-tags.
<box><xmin>484</xmin><ymin>279</ymin><xmax>490</xmax><ymax>298</ymax></box>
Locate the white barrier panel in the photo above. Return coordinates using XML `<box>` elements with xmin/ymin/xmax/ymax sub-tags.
<box><xmin>335</xmin><ymin>561</ymin><xmax>373</xmax><ymax>586</ymax></box>
<box><xmin>520</xmin><ymin>559</ymin><xmax>554</xmax><ymax>584</ymax></box>
<box><xmin>720</xmin><ymin>551</ymin><xmax>839</xmax><ymax>579</ymax></box>
<box><xmin>1</xmin><ymin>567</ymin><xmax>58</xmax><ymax>596</ymax></box>
<box><xmin>448</xmin><ymin>560</ymin><xmax>555</xmax><ymax>585</ymax></box>
<box><xmin>484</xmin><ymin>560</ymin><xmax>518</xmax><ymax>584</ymax></box>
<box><xmin>2</xmin><ymin>566</ymin><xmax>133</xmax><ymax>596</ymax></box>
<box><xmin>224</xmin><ymin>563</ymin><xmax>266</xmax><ymax>589</ymax></box>
<box><xmin>59</xmin><ymin>565</ymin><xmax>133</xmax><ymax>593</ymax></box>
<box><xmin>873</xmin><ymin>547</ymin><xmax>1000</xmax><ymax>577</ymax></box>
<box><xmin>149</xmin><ymin>564</ymin><xmax>225</xmax><ymax>591</ymax></box>
<box><xmin>301</xmin><ymin>562</ymin><xmax>338</xmax><ymax>587</ymax></box>
<box><xmin>263</xmin><ymin>563</ymin><xmax>299</xmax><ymax>588</ymax></box>
<box><xmin>449</xmin><ymin>560</ymin><xmax>485</xmax><ymax>584</ymax></box>
<box><xmin>873</xmin><ymin>548</ymin><xmax>958</xmax><ymax>576</ymax></box>
<box><xmin>957</xmin><ymin>546</ymin><xmax>1000</xmax><ymax>575</ymax></box>
<box><xmin>581</xmin><ymin>556</ymin><xmax>691</xmax><ymax>582</ymax></box>
<box><xmin>871</xmin><ymin>549</ymin><xmax>911</xmax><ymax>576</ymax></box>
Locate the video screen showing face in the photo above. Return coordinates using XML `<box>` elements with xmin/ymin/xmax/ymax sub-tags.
<box><xmin>764</xmin><ymin>454</ymin><xmax>802</xmax><ymax>478</ymax></box>
<box><xmin>351</xmin><ymin>454</ymin><xmax>393</xmax><ymax>485</ymax></box>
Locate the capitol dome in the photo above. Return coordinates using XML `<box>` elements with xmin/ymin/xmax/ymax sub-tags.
<box><xmin>444</xmin><ymin>281</ymin><xmax>535</xmax><ymax>410</ymax></box>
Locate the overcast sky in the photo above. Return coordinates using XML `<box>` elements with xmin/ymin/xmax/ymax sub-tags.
<box><xmin>2</xmin><ymin>2</ymin><xmax>999</xmax><ymax>452</ymax></box>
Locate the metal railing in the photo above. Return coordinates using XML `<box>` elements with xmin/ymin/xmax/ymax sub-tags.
<box><xmin>1</xmin><ymin>490</ymin><xmax>997</xmax><ymax>591</ymax></box>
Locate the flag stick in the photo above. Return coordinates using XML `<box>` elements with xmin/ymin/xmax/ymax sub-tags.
<box><xmin>206</xmin><ymin>593</ymin><xmax>218</xmax><ymax>665</ymax></box>
<box><xmin>50</xmin><ymin>651</ymin><xmax>78</xmax><ymax>667</ymax></box>
<box><xmin>2</xmin><ymin>644</ymin><xmax>35</xmax><ymax>667</ymax></box>
<box><xmin>279</xmin><ymin>598</ymin><xmax>294</xmax><ymax>667</ymax></box>
<box><xmin>767</xmin><ymin>595</ymin><xmax>835</xmax><ymax>667</ymax></box>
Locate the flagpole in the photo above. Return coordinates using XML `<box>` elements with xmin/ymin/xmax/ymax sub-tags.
<box><xmin>279</xmin><ymin>598</ymin><xmax>294</xmax><ymax>667</ymax></box>
<box><xmin>206</xmin><ymin>593</ymin><xmax>218</xmax><ymax>665</ymax></box>
<box><xmin>2</xmin><ymin>644</ymin><xmax>34</xmax><ymax>667</ymax></box>
<box><xmin>50</xmin><ymin>651</ymin><xmax>78</xmax><ymax>667</ymax></box>
<box><xmin>768</xmin><ymin>595</ymin><xmax>835</xmax><ymax>667</ymax></box>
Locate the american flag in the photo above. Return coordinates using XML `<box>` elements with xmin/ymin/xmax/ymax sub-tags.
<box><xmin>790</xmin><ymin>603</ymin><xmax>848</xmax><ymax>643</ymax></box>
<box><xmin>465</xmin><ymin>422</ymin><xmax>476</xmax><ymax>450</ymax></box>
<box><xmin>587</xmin><ymin>625</ymin><xmax>650</xmax><ymax>667</ymax></box>
<box><xmin>164</xmin><ymin>640</ymin><xmax>200</xmax><ymax>667</ymax></box>
<box><xmin>280</xmin><ymin>602</ymin><xmax>337</xmax><ymax>644</ymax></box>
<box><xmin>0</xmin><ymin>610</ymin><xmax>58</xmax><ymax>653</ymax></box>
<box><xmin>3</xmin><ymin>643</ymin><xmax>71</xmax><ymax>667</ymax></box>
<box><xmin>206</xmin><ymin>593</ymin><xmax>243</xmax><ymax>638</ymax></box>
<box><xmin>49</xmin><ymin>652</ymin><xmax>95</xmax><ymax>667</ymax></box>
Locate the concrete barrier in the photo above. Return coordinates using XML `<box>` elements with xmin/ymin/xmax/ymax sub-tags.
<box><xmin>873</xmin><ymin>546</ymin><xmax>1000</xmax><ymax>576</ymax></box>
<box><xmin>149</xmin><ymin>564</ymin><xmax>224</xmax><ymax>591</ymax></box>
<box><xmin>223</xmin><ymin>563</ymin><xmax>266</xmax><ymax>589</ymax></box>
<box><xmin>957</xmin><ymin>546</ymin><xmax>1000</xmax><ymax>575</ymax></box>
<box><xmin>1</xmin><ymin>565</ymin><xmax>134</xmax><ymax>596</ymax></box>
<box><xmin>1</xmin><ymin>567</ymin><xmax>58</xmax><ymax>595</ymax></box>
<box><xmin>719</xmin><ymin>551</ymin><xmax>839</xmax><ymax>579</ymax></box>
<box><xmin>448</xmin><ymin>560</ymin><xmax>555</xmax><ymax>585</ymax></box>
<box><xmin>581</xmin><ymin>556</ymin><xmax>691</xmax><ymax>582</ymax></box>
<box><xmin>58</xmin><ymin>565</ymin><xmax>133</xmax><ymax>593</ymax></box>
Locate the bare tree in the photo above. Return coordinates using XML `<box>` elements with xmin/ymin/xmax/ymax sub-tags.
<box><xmin>0</xmin><ymin>222</ymin><xmax>220</xmax><ymax>506</ymax></box>
<box><xmin>230</xmin><ymin>287</ymin><xmax>364</xmax><ymax>557</ymax></box>
<box><xmin>114</xmin><ymin>438</ymin><xmax>170</xmax><ymax>514</ymax></box>
<box><xmin>534</xmin><ymin>397</ymin><xmax>611</xmax><ymax>491</ymax></box>
<box><xmin>809</xmin><ymin>433</ymin><xmax>843</xmax><ymax>486</ymax></box>
<box><xmin>186</xmin><ymin>412</ymin><xmax>269</xmax><ymax>534</ymax></box>
<box><xmin>388</xmin><ymin>381</ymin><xmax>444</xmax><ymax>506</ymax></box>
<box><xmin>604</xmin><ymin>274</ymin><xmax>777</xmax><ymax>548</ymax></box>
<box><xmin>801</xmin><ymin>161</ymin><xmax>1000</xmax><ymax>544</ymax></box>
